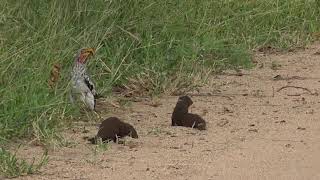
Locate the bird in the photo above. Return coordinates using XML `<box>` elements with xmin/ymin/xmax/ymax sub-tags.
<box><xmin>171</xmin><ymin>95</ymin><xmax>206</xmax><ymax>130</ymax></box>
<box><xmin>70</xmin><ymin>48</ymin><xmax>97</xmax><ymax>111</ymax></box>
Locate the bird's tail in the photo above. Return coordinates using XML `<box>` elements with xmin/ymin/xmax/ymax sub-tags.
<box><xmin>94</xmin><ymin>93</ymin><xmax>103</xmax><ymax>99</ymax></box>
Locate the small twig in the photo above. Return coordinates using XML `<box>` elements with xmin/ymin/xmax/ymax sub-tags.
<box><xmin>258</xmin><ymin>137</ymin><xmax>303</xmax><ymax>143</ymax></box>
<box><xmin>109</xmin><ymin>101</ymin><xmax>120</xmax><ymax>108</ymax></box>
<box><xmin>220</xmin><ymin>103</ymin><xmax>282</xmax><ymax>107</ymax></box>
<box><xmin>270</xmin><ymin>139</ymin><xmax>302</xmax><ymax>143</ymax></box>
<box><xmin>277</xmin><ymin>85</ymin><xmax>313</xmax><ymax>94</ymax></box>
<box><xmin>272</xmin><ymin>86</ymin><xmax>274</xmax><ymax>97</ymax></box>
<box><xmin>220</xmin><ymin>72</ymin><xmax>249</xmax><ymax>76</ymax></box>
<box><xmin>191</xmin><ymin>121</ymin><xmax>196</xmax><ymax>129</ymax></box>
<box><xmin>286</xmin><ymin>94</ymin><xmax>302</xmax><ymax>96</ymax></box>
<box><xmin>186</xmin><ymin>93</ymin><xmax>233</xmax><ymax>100</ymax></box>
<box><xmin>187</xmin><ymin>92</ymin><xmax>275</xmax><ymax>99</ymax></box>
<box><xmin>115</xmin><ymin>134</ymin><xmax>119</xmax><ymax>144</ymax></box>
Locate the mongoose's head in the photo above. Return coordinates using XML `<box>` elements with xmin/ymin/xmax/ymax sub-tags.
<box><xmin>178</xmin><ymin>95</ymin><xmax>193</xmax><ymax>107</ymax></box>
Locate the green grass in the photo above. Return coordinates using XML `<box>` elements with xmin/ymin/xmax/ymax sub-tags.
<box><xmin>0</xmin><ymin>1</ymin><xmax>319</xmax><ymax>175</ymax></box>
<box><xmin>0</xmin><ymin>147</ymin><xmax>48</xmax><ymax>178</ymax></box>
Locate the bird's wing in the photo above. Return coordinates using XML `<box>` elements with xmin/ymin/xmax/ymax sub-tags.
<box><xmin>83</xmin><ymin>74</ymin><xmax>96</xmax><ymax>96</ymax></box>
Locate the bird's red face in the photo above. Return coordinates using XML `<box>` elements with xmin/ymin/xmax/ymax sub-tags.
<box><xmin>77</xmin><ymin>48</ymin><xmax>95</xmax><ymax>64</ymax></box>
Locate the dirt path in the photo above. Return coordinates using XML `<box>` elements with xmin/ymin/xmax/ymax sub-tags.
<box><xmin>16</xmin><ymin>43</ymin><xmax>320</xmax><ymax>180</ymax></box>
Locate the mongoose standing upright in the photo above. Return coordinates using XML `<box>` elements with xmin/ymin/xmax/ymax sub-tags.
<box><xmin>172</xmin><ymin>95</ymin><xmax>206</xmax><ymax>130</ymax></box>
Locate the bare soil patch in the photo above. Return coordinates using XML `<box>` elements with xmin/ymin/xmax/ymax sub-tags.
<box><xmin>14</xmin><ymin>43</ymin><xmax>320</xmax><ymax>180</ymax></box>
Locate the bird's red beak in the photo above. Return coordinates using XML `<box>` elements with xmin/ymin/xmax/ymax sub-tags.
<box><xmin>78</xmin><ymin>48</ymin><xmax>95</xmax><ymax>64</ymax></box>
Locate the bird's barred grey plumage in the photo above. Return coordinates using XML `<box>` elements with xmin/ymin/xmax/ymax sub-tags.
<box><xmin>70</xmin><ymin>48</ymin><xmax>96</xmax><ymax>111</ymax></box>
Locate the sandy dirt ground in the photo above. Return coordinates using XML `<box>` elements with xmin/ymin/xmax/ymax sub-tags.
<box><xmin>10</xmin><ymin>43</ymin><xmax>320</xmax><ymax>180</ymax></box>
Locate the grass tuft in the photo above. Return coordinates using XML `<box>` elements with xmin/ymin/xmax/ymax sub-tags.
<box><xmin>0</xmin><ymin>147</ymin><xmax>48</xmax><ymax>178</ymax></box>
